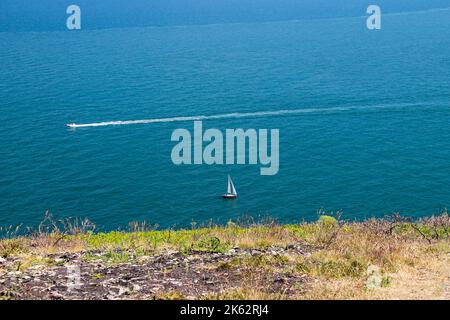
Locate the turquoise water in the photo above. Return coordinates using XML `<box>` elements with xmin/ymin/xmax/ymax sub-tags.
<box><xmin>1</xmin><ymin>9</ymin><xmax>450</xmax><ymax>230</ymax></box>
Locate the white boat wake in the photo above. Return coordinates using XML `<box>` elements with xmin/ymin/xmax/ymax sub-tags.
<box><xmin>67</xmin><ymin>102</ymin><xmax>428</xmax><ymax>128</ymax></box>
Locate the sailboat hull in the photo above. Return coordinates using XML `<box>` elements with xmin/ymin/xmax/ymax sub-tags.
<box><xmin>222</xmin><ymin>194</ymin><xmax>237</xmax><ymax>199</ymax></box>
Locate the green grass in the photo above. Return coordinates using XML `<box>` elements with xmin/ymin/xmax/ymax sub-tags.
<box><xmin>295</xmin><ymin>256</ymin><xmax>367</xmax><ymax>279</ymax></box>
<box><xmin>1</xmin><ymin>215</ymin><xmax>449</xmax><ymax>260</ymax></box>
<box><xmin>82</xmin><ymin>251</ymin><xmax>133</xmax><ymax>266</ymax></box>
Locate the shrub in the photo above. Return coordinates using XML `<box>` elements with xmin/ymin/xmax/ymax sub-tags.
<box><xmin>318</xmin><ymin>215</ymin><xmax>338</xmax><ymax>226</ymax></box>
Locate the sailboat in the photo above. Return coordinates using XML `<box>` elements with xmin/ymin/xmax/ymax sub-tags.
<box><xmin>222</xmin><ymin>175</ymin><xmax>238</xmax><ymax>199</ymax></box>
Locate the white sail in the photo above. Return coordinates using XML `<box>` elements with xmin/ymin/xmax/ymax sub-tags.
<box><xmin>229</xmin><ymin>176</ymin><xmax>237</xmax><ymax>195</ymax></box>
<box><xmin>227</xmin><ymin>175</ymin><xmax>232</xmax><ymax>194</ymax></box>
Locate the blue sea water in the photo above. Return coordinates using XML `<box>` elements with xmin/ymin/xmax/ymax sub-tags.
<box><xmin>1</xmin><ymin>8</ymin><xmax>450</xmax><ymax>230</ymax></box>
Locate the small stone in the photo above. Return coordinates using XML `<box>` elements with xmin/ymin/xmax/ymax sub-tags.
<box><xmin>138</xmin><ymin>256</ymin><xmax>151</xmax><ymax>262</ymax></box>
<box><xmin>133</xmin><ymin>284</ymin><xmax>141</xmax><ymax>292</ymax></box>
<box><xmin>117</xmin><ymin>287</ymin><xmax>129</xmax><ymax>296</ymax></box>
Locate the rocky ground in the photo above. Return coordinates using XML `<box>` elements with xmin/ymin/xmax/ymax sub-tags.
<box><xmin>1</xmin><ymin>215</ymin><xmax>449</xmax><ymax>300</ymax></box>
<box><xmin>0</xmin><ymin>244</ymin><xmax>312</xmax><ymax>300</ymax></box>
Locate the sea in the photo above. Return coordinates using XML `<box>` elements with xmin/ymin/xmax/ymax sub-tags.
<box><xmin>1</xmin><ymin>5</ymin><xmax>450</xmax><ymax>231</ymax></box>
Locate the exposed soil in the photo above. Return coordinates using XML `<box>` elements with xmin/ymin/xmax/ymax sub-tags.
<box><xmin>0</xmin><ymin>244</ymin><xmax>312</xmax><ymax>300</ymax></box>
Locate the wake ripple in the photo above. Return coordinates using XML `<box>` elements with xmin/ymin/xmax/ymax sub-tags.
<box><xmin>67</xmin><ymin>102</ymin><xmax>426</xmax><ymax>128</ymax></box>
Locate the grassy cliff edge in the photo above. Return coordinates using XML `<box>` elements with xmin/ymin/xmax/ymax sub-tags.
<box><xmin>0</xmin><ymin>214</ymin><xmax>449</xmax><ymax>300</ymax></box>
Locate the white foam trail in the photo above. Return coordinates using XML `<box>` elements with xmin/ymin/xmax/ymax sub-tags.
<box><xmin>67</xmin><ymin>102</ymin><xmax>425</xmax><ymax>128</ymax></box>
